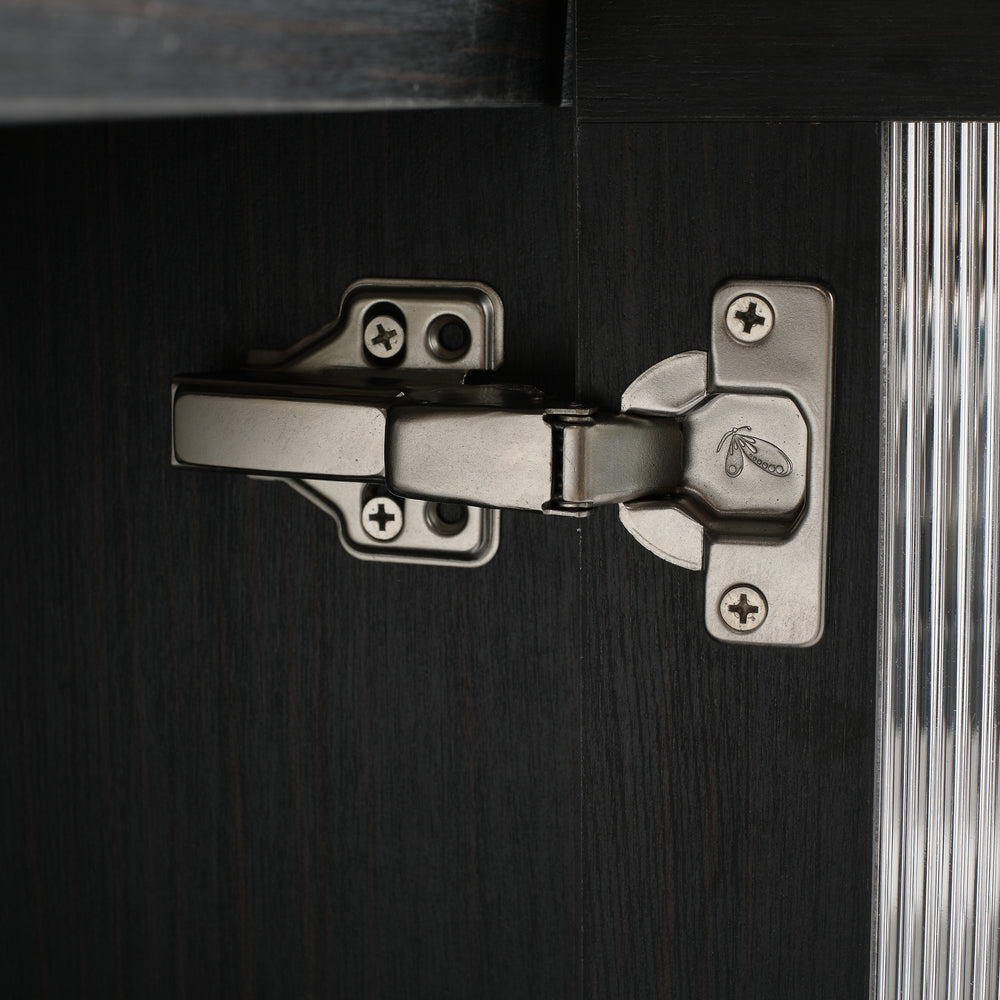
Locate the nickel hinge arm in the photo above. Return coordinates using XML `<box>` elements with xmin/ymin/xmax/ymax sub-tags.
<box><xmin>172</xmin><ymin>384</ymin><xmax>683</xmax><ymax>515</ymax></box>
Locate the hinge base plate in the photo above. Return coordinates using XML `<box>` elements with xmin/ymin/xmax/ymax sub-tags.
<box><xmin>252</xmin><ymin>279</ymin><xmax>504</xmax><ymax>567</ymax></box>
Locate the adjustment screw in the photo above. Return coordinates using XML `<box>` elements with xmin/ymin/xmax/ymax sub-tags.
<box><xmin>725</xmin><ymin>294</ymin><xmax>774</xmax><ymax>344</ymax></box>
<box><xmin>719</xmin><ymin>585</ymin><xmax>768</xmax><ymax>633</ymax></box>
<box><xmin>363</xmin><ymin>315</ymin><xmax>405</xmax><ymax>359</ymax></box>
<box><xmin>361</xmin><ymin>496</ymin><xmax>404</xmax><ymax>541</ymax></box>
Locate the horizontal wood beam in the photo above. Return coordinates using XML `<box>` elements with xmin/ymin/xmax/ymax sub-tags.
<box><xmin>578</xmin><ymin>1</ymin><xmax>1000</xmax><ymax>121</ymax></box>
<box><xmin>0</xmin><ymin>0</ymin><xmax>569</xmax><ymax>120</ymax></box>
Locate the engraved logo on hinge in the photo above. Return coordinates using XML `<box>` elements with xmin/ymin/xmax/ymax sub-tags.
<box><xmin>716</xmin><ymin>426</ymin><xmax>792</xmax><ymax>478</ymax></box>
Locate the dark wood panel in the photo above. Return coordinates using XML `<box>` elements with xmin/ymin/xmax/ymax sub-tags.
<box><xmin>0</xmin><ymin>0</ymin><xmax>569</xmax><ymax>120</ymax></box>
<box><xmin>0</xmin><ymin>106</ymin><xmax>884</xmax><ymax>999</ymax></box>
<box><xmin>0</xmin><ymin>109</ymin><xmax>580</xmax><ymax>998</ymax></box>
<box><xmin>578</xmin><ymin>1</ymin><xmax>1000</xmax><ymax>121</ymax></box>
<box><xmin>576</xmin><ymin>122</ymin><xmax>881</xmax><ymax>997</ymax></box>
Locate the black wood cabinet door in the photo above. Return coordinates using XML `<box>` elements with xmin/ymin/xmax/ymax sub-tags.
<box><xmin>575</xmin><ymin>119</ymin><xmax>880</xmax><ymax>998</ymax></box>
<box><xmin>1</xmin><ymin>107</ymin><xmax>880</xmax><ymax>1000</ymax></box>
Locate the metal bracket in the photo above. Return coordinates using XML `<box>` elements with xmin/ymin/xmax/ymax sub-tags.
<box><xmin>618</xmin><ymin>281</ymin><xmax>834</xmax><ymax>646</ymax></box>
<box><xmin>172</xmin><ymin>278</ymin><xmax>833</xmax><ymax>646</ymax></box>
<box><xmin>173</xmin><ymin>279</ymin><xmax>507</xmax><ymax>567</ymax></box>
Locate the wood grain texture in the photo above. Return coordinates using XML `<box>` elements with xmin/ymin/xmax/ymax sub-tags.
<box><xmin>0</xmin><ymin>111</ymin><xmax>883</xmax><ymax>998</ymax></box>
<box><xmin>578</xmin><ymin>1</ymin><xmax>1000</xmax><ymax>121</ymax></box>
<box><xmin>576</xmin><ymin>123</ymin><xmax>881</xmax><ymax>998</ymax></box>
<box><xmin>0</xmin><ymin>0</ymin><xmax>569</xmax><ymax>120</ymax></box>
<box><xmin>0</xmin><ymin>110</ymin><xmax>580</xmax><ymax>998</ymax></box>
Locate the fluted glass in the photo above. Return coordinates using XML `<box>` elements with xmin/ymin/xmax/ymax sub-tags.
<box><xmin>874</xmin><ymin>122</ymin><xmax>1000</xmax><ymax>1000</ymax></box>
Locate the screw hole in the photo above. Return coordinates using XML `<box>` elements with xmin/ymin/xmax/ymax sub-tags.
<box><xmin>427</xmin><ymin>315</ymin><xmax>471</xmax><ymax>361</ymax></box>
<box><xmin>425</xmin><ymin>502</ymin><xmax>469</xmax><ymax>536</ymax></box>
<box><xmin>437</xmin><ymin>322</ymin><xmax>468</xmax><ymax>353</ymax></box>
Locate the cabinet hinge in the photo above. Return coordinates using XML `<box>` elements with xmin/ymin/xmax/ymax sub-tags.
<box><xmin>172</xmin><ymin>278</ymin><xmax>833</xmax><ymax>646</ymax></box>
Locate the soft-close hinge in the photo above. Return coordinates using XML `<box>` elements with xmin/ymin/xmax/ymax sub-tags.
<box><xmin>171</xmin><ymin>278</ymin><xmax>833</xmax><ymax>646</ymax></box>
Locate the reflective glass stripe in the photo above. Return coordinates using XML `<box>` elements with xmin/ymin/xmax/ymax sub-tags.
<box><xmin>875</xmin><ymin>122</ymin><xmax>1000</xmax><ymax>1000</ymax></box>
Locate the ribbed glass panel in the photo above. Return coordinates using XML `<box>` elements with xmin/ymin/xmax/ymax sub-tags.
<box><xmin>874</xmin><ymin>122</ymin><xmax>1000</xmax><ymax>1000</ymax></box>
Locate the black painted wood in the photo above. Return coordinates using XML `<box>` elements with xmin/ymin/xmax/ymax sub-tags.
<box><xmin>576</xmin><ymin>122</ymin><xmax>881</xmax><ymax>998</ymax></box>
<box><xmin>0</xmin><ymin>110</ymin><xmax>580</xmax><ymax>998</ymax></box>
<box><xmin>578</xmin><ymin>1</ymin><xmax>1000</xmax><ymax>121</ymax></box>
<box><xmin>0</xmin><ymin>0</ymin><xmax>569</xmax><ymax>120</ymax></box>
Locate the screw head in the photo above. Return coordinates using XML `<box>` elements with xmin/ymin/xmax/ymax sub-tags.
<box><xmin>719</xmin><ymin>585</ymin><xmax>768</xmax><ymax>633</ymax></box>
<box><xmin>725</xmin><ymin>294</ymin><xmax>774</xmax><ymax>344</ymax></box>
<box><xmin>361</xmin><ymin>496</ymin><xmax>404</xmax><ymax>541</ymax></box>
<box><xmin>363</xmin><ymin>315</ymin><xmax>405</xmax><ymax>359</ymax></box>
